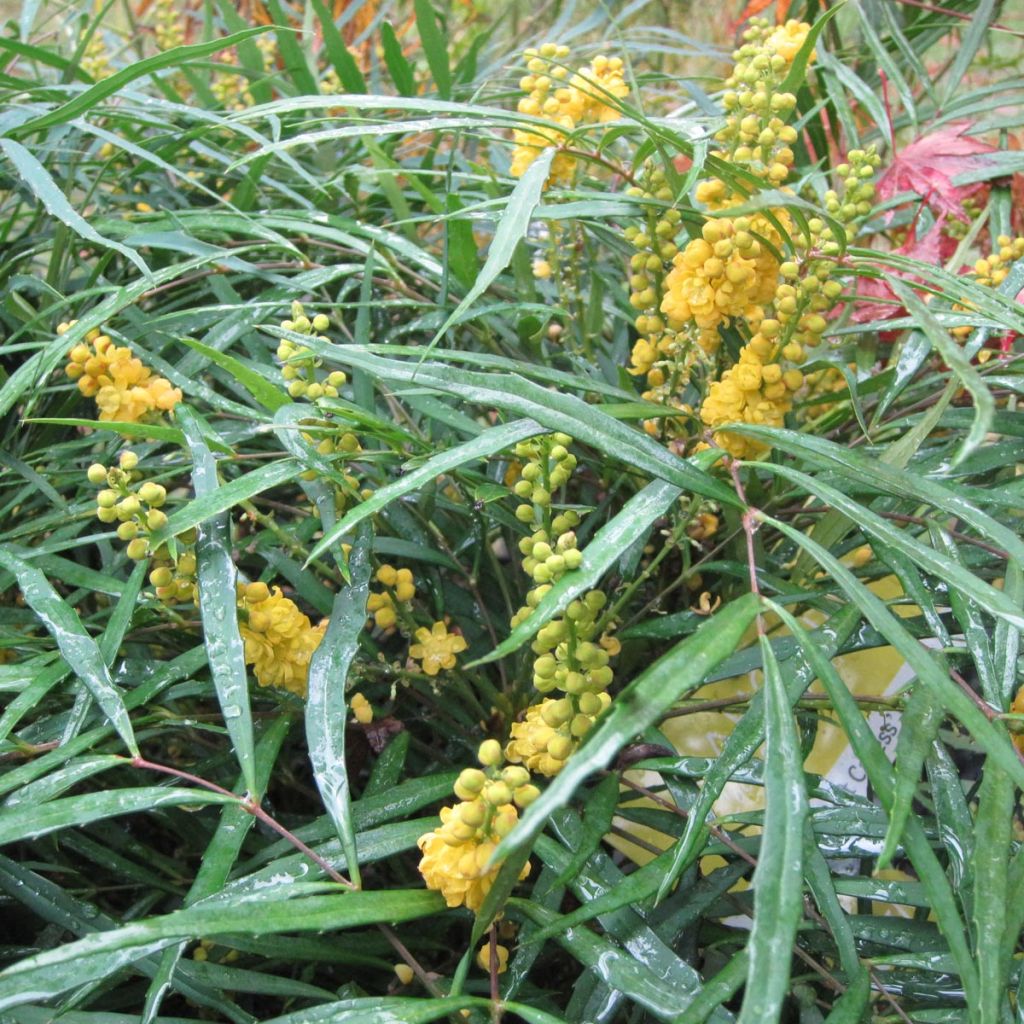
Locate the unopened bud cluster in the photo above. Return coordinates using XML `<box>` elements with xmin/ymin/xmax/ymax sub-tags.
<box><xmin>88</xmin><ymin>452</ymin><xmax>196</xmax><ymax>601</ymax></box>
<box><xmin>366</xmin><ymin>564</ymin><xmax>416</xmax><ymax>630</ymax></box>
<box><xmin>506</xmin><ymin>435</ymin><xmax>619</xmax><ymax>776</ymax></box>
<box><xmin>277</xmin><ymin>301</ymin><xmax>347</xmax><ymax>401</ymax></box>
<box><xmin>511</xmin><ymin>43</ymin><xmax>628</xmax><ymax>187</ymax></box>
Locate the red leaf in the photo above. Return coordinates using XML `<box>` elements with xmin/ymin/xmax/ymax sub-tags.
<box><xmin>877</xmin><ymin>122</ymin><xmax>995</xmax><ymax>221</ymax></box>
<box><xmin>730</xmin><ymin>0</ymin><xmax>792</xmax><ymax>32</ymax></box>
<box><xmin>848</xmin><ymin>218</ymin><xmax>948</xmax><ymax>326</ymax></box>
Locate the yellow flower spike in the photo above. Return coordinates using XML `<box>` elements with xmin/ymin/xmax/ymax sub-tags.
<box><xmin>408</xmin><ymin>621</ymin><xmax>468</xmax><ymax>677</ymax></box>
<box><xmin>237</xmin><ymin>585</ymin><xmax>324</xmax><ymax>697</ymax></box>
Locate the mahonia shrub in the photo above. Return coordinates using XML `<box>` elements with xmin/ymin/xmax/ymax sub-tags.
<box><xmin>1</xmin><ymin>2</ymin><xmax>1023</xmax><ymax>1023</ymax></box>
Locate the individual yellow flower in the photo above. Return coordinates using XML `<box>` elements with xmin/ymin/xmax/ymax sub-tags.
<box><xmin>409</xmin><ymin>621</ymin><xmax>467</xmax><ymax>677</ymax></box>
<box><xmin>350</xmin><ymin>691</ymin><xmax>373</xmax><ymax>724</ymax></box>
<box><xmin>237</xmin><ymin>583</ymin><xmax>325</xmax><ymax>697</ymax></box>
<box><xmin>476</xmin><ymin>943</ymin><xmax>510</xmax><ymax>975</ymax></box>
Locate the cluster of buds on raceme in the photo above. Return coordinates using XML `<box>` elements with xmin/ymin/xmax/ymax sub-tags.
<box><xmin>88</xmin><ymin>453</ymin><xmax>196</xmax><ymax>600</ymax></box>
<box><xmin>715</xmin><ymin>18</ymin><xmax>810</xmax><ymax>182</ymax></box>
<box><xmin>89</xmin><ymin>451</ymin><xmax>169</xmax><ymax>560</ymax></box>
<box><xmin>823</xmin><ymin>147</ymin><xmax>882</xmax><ymax>230</ymax></box>
<box><xmin>366</xmin><ymin>564</ymin><xmax>416</xmax><ymax>630</ymax></box>
<box><xmin>625</xmin><ymin>161</ymin><xmax>684</xmax><ymax>388</ymax></box>
<box><xmin>416</xmin><ymin>740</ymin><xmax>535</xmax><ymax>911</ymax></box>
<box><xmin>512</xmin><ymin>434</ymin><xmax>576</xmax><ymax>524</ymax></box>
<box><xmin>505</xmin><ymin>435</ymin><xmax>619</xmax><ymax>776</ymax></box>
<box><xmin>277</xmin><ymin>301</ymin><xmax>347</xmax><ymax>401</ymax></box>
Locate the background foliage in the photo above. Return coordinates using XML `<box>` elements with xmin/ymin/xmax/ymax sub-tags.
<box><xmin>1</xmin><ymin>0</ymin><xmax>1024</xmax><ymax>1021</ymax></box>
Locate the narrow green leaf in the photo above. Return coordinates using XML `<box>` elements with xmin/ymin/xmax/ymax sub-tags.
<box><xmin>0</xmin><ymin>890</ymin><xmax>444</xmax><ymax>1011</ymax></box>
<box><xmin>178</xmin><ymin>406</ymin><xmax>257</xmax><ymax>796</ymax></box>
<box><xmin>306</xmin><ymin>418</ymin><xmax>542</xmax><ymax>564</ymax></box>
<box><xmin>380</xmin><ymin>21</ymin><xmax>416</xmax><ymax>97</ymax></box>
<box><xmin>0</xmin><ymin>547</ymin><xmax>137</xmax><ymax>756</ymax></box>
<box><xmin>878</xmin><ymin>686</ymin><xmax>943</xmax><ymax>869</ymax></box>
<box><xmin>425</xmin><ymin>148</ymin><xmax>554</xmax><ymax>351</ymax></box>
<box><xmin>307</xmin><ymin>524</ymin><xmax>372</xmax><ymax>886</ymax></box>
<box><xmin>180</xmin><ymin>337</ymin><xmax>289</xmax><ymax>412</ymax></box>
<box><xmin>309</xmin><ymin>0</ymin><xmax>366</xmax><ymax>92</ymax></box>
<box><xmin>972</xmin><ymin>763</ymin><xmax>1014</xmax><ymax>1022</ymax></box>
<box><xmin>737</xmin><ymin>634</ymin><xmax>808</xmax><ymax>1024</ymax></box>
<box><xmin>0</xmin><ymin>787</ymin><xmax>234</xmax><ymax>847</ymax></box>
<box><xmin>1</xmin><ymin>140</ymin><xmax>149</xmax><ymax>276</ymax></box>
<box><xmin>9</xmin><ymin>28</ymin><xmax>272</xmax><ymax>139</ymax></box>
<box><xmin>549</xmin><ymin>774</ymin><xmax>621</xmax><ymax>891</ymax></box>
<box><xmin>414</xmin><ymin>0</ymin><xmax>451</xmax><ymax>99</ymax></box>
<box><xmin>468</xmin><ymin>478</ymin><xmax>683</xmax><ymax>667</ymax></box>
<box><xmin>265</xmin><ymin>2</ymin><xmax>317</xmax><ymax>94</ymax></box>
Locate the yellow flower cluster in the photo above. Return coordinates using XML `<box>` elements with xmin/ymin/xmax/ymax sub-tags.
<box><xmin>506</xmin><ymin>435</ymin><xmax>618</xmax><ymax>775</ymax></box>
<box><xmin>417</xmin><ymin>740</ymin><xmax>535</xmax><ymax>911</ymax></box>
<box><xmin>625</xmin><ymin>163</ymin><xmax>685</xmax><ymax>412</ymax></box>
<box><xmin>153</xmin><ymin>0</ymin><xmax>183</xmax><ymax>51</ymax></box>
<box><xmin>63</xmin><ymin>322</ymin><xmax>182</xmax><ymax>424</ymax></box>
<box><xmin>660</xmin><ymin>211</ymin><xmax>782</xmax><ymax>354</ymax></box>
<box><xmin>510</xmin><ymin>44</ymin><xmax>628</xmax><ymax>186</ymax></box>
<box><xmin>366</xmin><ymin>564</ymin><xmax>416</xmax><ymax>630</ymax></box>
<box><xmin>409</xmin><ymin>621</ymin><xmax>467</xmax><ymax>677</ymax></box>
<box><xmin>699</xmin><ymin>148</ymin><xmax>880</xmax><ymax>458</ymax></box>
<box><xmin>700</xmin><ymin>334</ymin><xmax>805</xmax><ymax>459</ymax></box>
<box><xmin>88</xmin><ymin>452</ymin><xmax>197</xmax><ymax>600</ymax></box>
<box><xmin>952</xmin><ymin>235</ymin><xmax>1024</xmax><ymax>340</ymax></box>
<box><xmin>237</xmin><ymin>582</ymin><xmax>326</xmax><ymax>697</ymax></box>
<box><xmin>211</xmin><ymin>36</ymin><xmax>277</xmax><ymax>110</ymax></box>
<box><xmin>277</xmin><ymin>301</ymin><xmax>347</xmax><ymax>402</ymax></box>
<box><xmin>81</xmin><ymin>30</ymin><xmax>113</xmax><ymax>81</ymax></box>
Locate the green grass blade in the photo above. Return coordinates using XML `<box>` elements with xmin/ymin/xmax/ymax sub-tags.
<box><xmin>178</xmin><ymin>405</ymin><xmax>257</xmax><ymax>796</ymax></box>
<box><xmin>306</xmin><ymin>524</ymin><xmax>372</xmax><ymax>886</ymax></box>
<box><xmin>414</xmin><ymin>0</ymin><xmax>452</xmax><ymax>99</ymax></box>
<box><xmin>0</xmin><ymin>140</ymin><xmax>150</xmax><ymax>277</ymax></box>
<box><xmin>736</xmin><ymin>634</ymin><xmax>808</xmax><ymax>1024</ymax></box>
<box><xmin>0</xmin><ymin>787</ymin><xmax>235</xmax><ymax>846</ymax></box>
<box><xmin>0</xmin><ymin>547</ymin><xmax>138</xmax><ymax>756</ymax></box>
<box><xmin>469</xmin><ymin>478</ymin><xmax>683</xmax><ymax>667</ymax></box>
